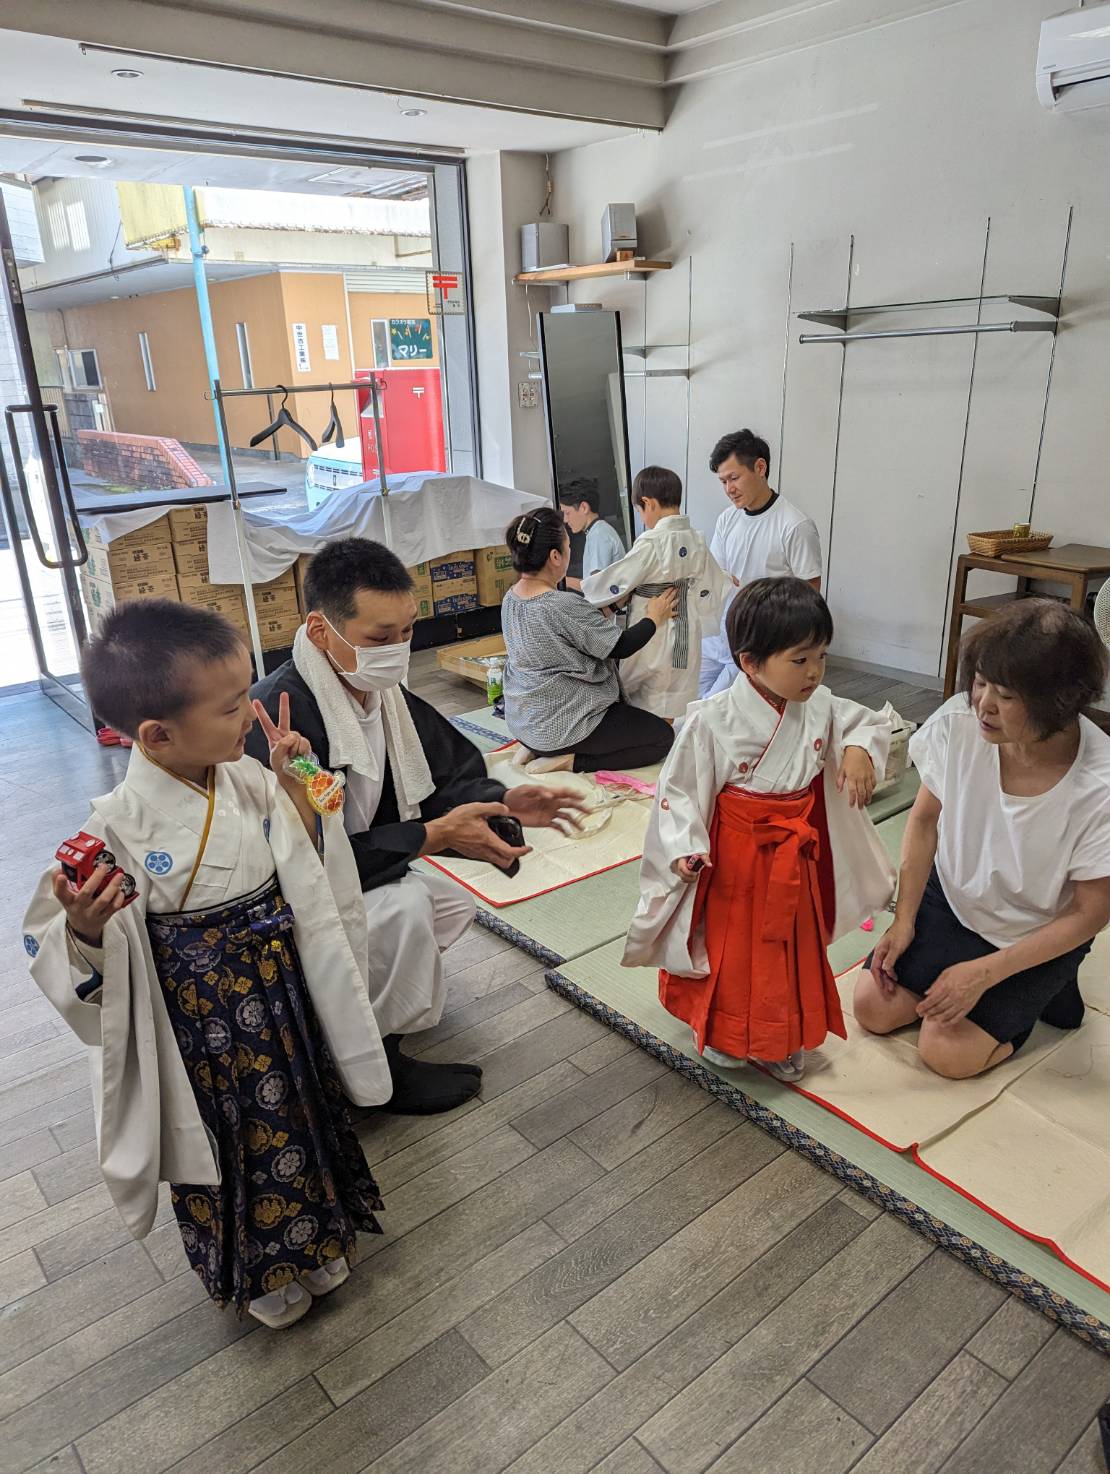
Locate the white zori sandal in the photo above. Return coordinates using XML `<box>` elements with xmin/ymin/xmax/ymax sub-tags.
<box><xmin>299</xmin><ymin>1256</ymin><xmax>351</xmax><ymax>1297</ymax></box>
<box><xmin>248</xmin><ymin>1279</ymin><xmax>312</xmax><ymax>1329</ymax></box>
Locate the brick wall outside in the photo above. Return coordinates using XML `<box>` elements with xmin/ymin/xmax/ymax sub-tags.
<box><xmin>77</xmin><ymin>431</ymin><xmax>215</xmax><ymax>491</ymax></box>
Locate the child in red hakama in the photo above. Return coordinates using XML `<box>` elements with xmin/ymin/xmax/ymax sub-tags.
<box><xmin>624</xmin><ymin>578</ymin><xmax>896</xmax><ymax>1081</ymax></box>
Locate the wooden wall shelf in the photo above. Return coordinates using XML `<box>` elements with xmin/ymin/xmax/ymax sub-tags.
<box><xmin>515</xmin><ymin>259</ymin><xmax>672</xmax><ymax>285</ymax></box>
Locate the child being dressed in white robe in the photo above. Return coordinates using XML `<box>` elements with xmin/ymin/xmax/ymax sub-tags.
<box><xmin>624</xmin><ymin>578</ymin><xmax>895</xmax><ymax>1081</ymax></box>
<box><xmin>582</xmin><ymin>466</ymin><xmax>733</xmax><ymax>721</ymax></box>
<box><xmin>22</xmin><ymin>602</ymin><xmax>391</xmax><ymax>1329</ymax></box>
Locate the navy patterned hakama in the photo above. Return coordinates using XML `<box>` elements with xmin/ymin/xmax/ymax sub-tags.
<box><xmin>148</xmin><ymin>878</ymin><xmax>383</xmax><ymax>1313</ymax></box>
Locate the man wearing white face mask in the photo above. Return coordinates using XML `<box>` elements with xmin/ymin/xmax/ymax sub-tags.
<box><xmin>248</xmin><ymin>538</ymin><xmax>585</xmax><ymax>1114</ymax></box>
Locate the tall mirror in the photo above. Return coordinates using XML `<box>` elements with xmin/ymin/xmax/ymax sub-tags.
<box><xmin>537</xmin><ymin>308</ymin><xmax>633</xmax><ymax>581</ymax></box>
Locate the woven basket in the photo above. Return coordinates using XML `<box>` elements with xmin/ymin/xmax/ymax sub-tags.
<box><xmin>967</xmin><ymin>530</ymin><xmax>1053</xmax><ymax>557</ymax></box>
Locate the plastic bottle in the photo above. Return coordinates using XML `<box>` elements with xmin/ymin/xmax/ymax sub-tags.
<box><xmin>486</xmin><ymin>657</ymin><xmax>504</xmax><ymax>707</ymax></box>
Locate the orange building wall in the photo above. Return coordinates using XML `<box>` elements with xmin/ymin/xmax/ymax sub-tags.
<box><xmin>276</xmin><ymin>273</ymin><xmax>358</xmax><ymax>454</ymax></box>
<box><xmin>58</xmin><ymin>286</ymin><xmax>213</xmax><ymax>446</ymax></box>
<box><xmin>349</xmin><ymin>292</ymin><xmax>440</xmax><ymax>373</ymax></box>
<box><xmin>52</xmin><ymin>273</ymin><xmax>438</xmax><ymax>460</ymax></box>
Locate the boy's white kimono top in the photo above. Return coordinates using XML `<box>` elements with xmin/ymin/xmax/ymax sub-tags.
<box><xmin>581</xmin><ymin>515</ymin><xmax>734</xmax><ymax>719</ymax></box>
<box><xmin>624</xmin><ymin>678</ymin><xmax>897</xmax><ymax>976</ymax></box>
<box><xmin>22</xmin><ymin>748</ymin><xmax>392</xmax><ymax>1239</ymax></box>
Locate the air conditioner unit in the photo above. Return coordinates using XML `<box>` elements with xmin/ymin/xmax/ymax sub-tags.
<box><xmin>1037</xmin><ymin>3</ymin><xmax>1110</xmax><ymax>111</ymax></box>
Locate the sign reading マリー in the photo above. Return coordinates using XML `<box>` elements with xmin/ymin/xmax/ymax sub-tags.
<box><xmin>426</xmin><ymin>269</ymin><xmax>465</xmax><ymax>316</ymax></box>
<box><xmin>389</xmin><ymin>319</ymin><xmax>433</xmax><ymax>360</ymax></box>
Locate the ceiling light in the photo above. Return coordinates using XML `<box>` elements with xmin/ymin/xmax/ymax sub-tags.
<box><xmin>400</xmin><ymin>107</ymin><xmax>427</xmax><ymax>118</ymax></box>
<box><xmin>110</xmin><ymin>68</ymin><xmax>144</xmax><ymax>79</ymax></box>
<box><xmin>74</xmin><ymin>154</ymin><xmax>113</xmax><ymax>167</ymax></box>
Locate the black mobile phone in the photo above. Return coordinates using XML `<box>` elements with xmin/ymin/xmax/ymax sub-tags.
<box><xmin>487</xmin><ymin>814</ymin><xmax>525</xmax><ymax>877</ymax></box>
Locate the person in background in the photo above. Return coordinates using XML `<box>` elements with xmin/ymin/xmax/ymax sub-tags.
<box><xmin>582</xmin><ymin>465</ymin><xmax>733</xmax><ymax>722</ymax></box>
<box><xmin>856</xmin><ymin>600</ymin><xmax>1110</xmax><ymax>1078</ymax></box>
<box><xmin>558</xmin><ymin>480</ymin><xmax>626</xmax><ymax>591</ymax></box>
<box><xmin>502</xmin><ymin>507</ymin><xmax>677</xmax><ymax>774</ymax></box>
<box><xmin>23</xmin><ymin>602</ymin><xmax>389</xmax><ymax>1329</ymax></box>
<box><xmin>699</xmin><ymin>429</ymin><xmax>823</xmax><ymax>699</ymax></box>
<box><xmin>248</xmin><ymin>539</ymin><xmax>584</xmax><ymax>1114</ymax></box>
<box><xmin>624</xmin><ymin>578</ymin><xmax>894</xmax><ymax>1083</ymax></box>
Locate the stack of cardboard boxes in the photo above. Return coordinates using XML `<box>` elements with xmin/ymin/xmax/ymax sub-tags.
<box><xmin>294</xmin><ymin>546</ymin><xmax>516</xmax><ymax>621</ymax></box>
<box><xmin>80</xmin><ymin>510</ymin><xmax>518</xmax><ymax>646</ymax></box>
<box><xmin>79</xmin><ymin>509</ymin><xmax>300</xmax><ymax>651</ymax></box>
<box><xmin>169</xmin><ymin>507</ymin><xmax>300</xmax><ymax>650</ymax></box>
<box><xmin>80</xmin><ymin>517</ymin><xmax>178</xmax><ymax>635</ymax></box>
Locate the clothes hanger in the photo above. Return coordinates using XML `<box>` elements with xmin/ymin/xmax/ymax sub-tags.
<box><xmin>249</xmin><ymin>386</ymin><xmax>318</xmax><ymax>452</ymax></box>
<box><xmin>320</xmin><ymin>385</ymin><xmax>345</xmax><ymax>450</ymax></box>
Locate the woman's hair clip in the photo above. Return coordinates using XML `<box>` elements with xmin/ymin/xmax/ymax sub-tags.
<box><xmin>515</xmin><ymin>515</ymin><xmax>536</xmax><ymax>546</ymax></box>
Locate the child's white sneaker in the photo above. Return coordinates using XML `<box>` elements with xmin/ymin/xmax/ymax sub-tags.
<box><xmin>752</xmin><ymin>1051</ymin><xmax>806</xmax><ymax>1083</ymax></box>
<box><xmin>702</xmin><ymin>1044</ymin><xmax>746</xmax><ymax>1069</ymax></box>
<box><xmin>298</xmin><ymin>1256</ymin><xmax>351</xmax><ymax>1298</ymax></box>
<box><xmin>248</xmin><ymin>1279</ymin><xmax>312</xmax><ymax>1329</ymax></box>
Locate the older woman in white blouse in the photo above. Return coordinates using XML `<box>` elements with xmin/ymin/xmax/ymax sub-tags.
<box><xmin>854</xmin><ymin>600</ymin><xmax>1110</xmax><ymax>1079</ymax></box>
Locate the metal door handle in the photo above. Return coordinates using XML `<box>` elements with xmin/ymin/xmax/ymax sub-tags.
<box><xmin>4</xmin><ymin>404</ymin><xmax>88</xmax><ymax>570</ymax></box>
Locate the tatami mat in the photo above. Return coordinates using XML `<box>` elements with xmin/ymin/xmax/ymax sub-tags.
<box><xmin>547</xmin><ymin>938</ymin><xmax>1110</xmax><ymax>1350</ymax></box>
<box><xmin>426</xmin><ymin>751</ymin><xmax>659</xmax><ymax>907</ymax></box>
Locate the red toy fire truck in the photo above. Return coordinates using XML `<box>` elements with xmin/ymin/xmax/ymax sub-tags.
<box><xmin>55</xmin><ymin>832</ymin><xmax>138</xmax><ymax>906</ymax></box>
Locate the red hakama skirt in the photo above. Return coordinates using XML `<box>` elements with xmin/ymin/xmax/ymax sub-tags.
<box><xmin>659</xmin><ymin>783</ymin><xmax>845</xmax><ymax>1061</ymax></box>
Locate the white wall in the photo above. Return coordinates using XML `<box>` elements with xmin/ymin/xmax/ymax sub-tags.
<box><xmin>467</xmin><ymin>152</ymin><xmax>553</xmax><ymax>496</ymax></box>
<box><xmin>549</xmin><ymin>0</ymin><xmax>1110</xmax><ymax>679</ymax></box>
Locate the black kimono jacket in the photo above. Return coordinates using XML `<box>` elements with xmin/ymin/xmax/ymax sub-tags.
<box><xmin>247</xmin><ymin>660</ymin><xmax>504</xmax><ymax>891</ymax></box>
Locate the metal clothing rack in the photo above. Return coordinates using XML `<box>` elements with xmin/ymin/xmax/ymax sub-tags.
<box><xmin>797</xmin><ymin>294</ymin><xmax>1060</xmax><ymax>344</ymax></box>
<box><xmin>207</xmin><ymin>376</ymin><xmax>387</xmax><ymax>671</ymax></box>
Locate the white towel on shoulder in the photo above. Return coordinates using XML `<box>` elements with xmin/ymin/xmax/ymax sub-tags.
<box><xmin>292</xmin><ymin>626</ymin><xmax>435</xmax><ymax>820</ymax></box>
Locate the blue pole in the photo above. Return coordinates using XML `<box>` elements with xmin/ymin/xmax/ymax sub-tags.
<box><xmin>183</xmin><ymin>186</ymin><xmax>233</xmax><ymax>489</ymax></box>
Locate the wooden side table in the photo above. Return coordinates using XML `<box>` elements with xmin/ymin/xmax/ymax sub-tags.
<box><xmin>942</xmin><ymin>543</ymin><xmax>1110</xmax><ymax>699</ymax></box>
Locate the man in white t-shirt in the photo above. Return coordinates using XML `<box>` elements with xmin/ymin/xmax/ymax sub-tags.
<box><xmin>698</xmin><ymin>429</ymin><xmax>823</xmax><ymax>698</ymax></box>
<box><xmin>558</xmin><ymin>481</ymin><xmax>626</xmax><ymax>591</ymax></box>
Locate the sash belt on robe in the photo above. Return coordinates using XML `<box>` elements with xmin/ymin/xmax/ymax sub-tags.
<box><xmin>634</xmin><ymin>579</ymin><xmax>692</xmax><ymax>669</ymax></box>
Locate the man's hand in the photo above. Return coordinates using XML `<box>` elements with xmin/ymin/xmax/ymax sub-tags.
<box><xmin>422</xmin><ymin>802</ymin><xmax>531</xmax><ymax>867</ymax></box>
<box><xmin>53</xmin><ymin>864</ymin><xmax>127</xmax><ymax>948</ymax></box>
<box><xmin>504</xmin><ymin>785</ymin><xmax>588</xmax><ymax>832</ymax></box>
<box><xmin>869</xmin><ymin>918</ymin><xmax>914</xmax><ymax>997</ymax></box>
<box><xmin>837</xmin><ymin>745</ymin><xmax>876</xmax><ymax>808</ymax></box>
<box><xmin>917</xmin><ymin>958</ymin><xmax>996</xmax><ymax>1027</ymax></box>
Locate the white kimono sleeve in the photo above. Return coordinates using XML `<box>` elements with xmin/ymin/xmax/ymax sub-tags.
<box><xmin>622</xmin><ymin>710</ymin><xmax>726</xmax><ymax>976</ymax></box>
<box><xmin>831</xmin><ymin>696</ymin><xmax>894</xmax><ymax>777</ymax></box>
<box><xmin>693</xmin><ymin>554</ymin><xmax>736</xmax><ymax>634</ymax></box>
<box><xmin>581</xmin><ymin>538</ymin><xmax>657</xmax><ymax>607</ymax></box>
<box><xmin>260</xmin><ymin>770</ymin><xmax>392</xmax><ymax>1107</ymax></box>
<box><xmin>22</xmin><ymin>835</ymin><xmax>220</xmax><ymax>1240</ymax></box>
<box><xmin>822</xmin><ymin>698</ymin><xmax>897</xmax><ymax>937</ymax></box>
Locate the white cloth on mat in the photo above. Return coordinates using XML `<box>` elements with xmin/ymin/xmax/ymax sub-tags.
<box><xmin>365</xmin><ymin>869</ymin><xmax>476</xmax><ymax>1036</ymax></box>
<box><xmin>292</xmin><ymin>627</ymin><xmax>434</xmax><ymax>820</ymax></box>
